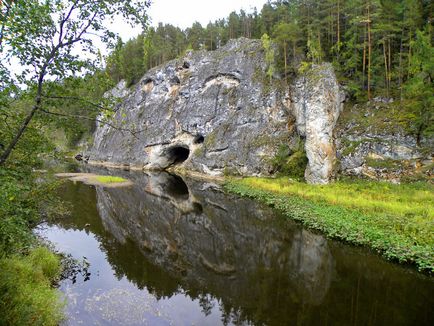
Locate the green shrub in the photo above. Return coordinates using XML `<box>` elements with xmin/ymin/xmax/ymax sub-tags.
<box><xmin>0</xmin><ymin>167</ymin><xmax>66</xmax><ymax>324</ymax></box>
<box><xmin>272</xmin><ymin>143</ymin><xmax>308</xmax><ymax>180</ymax></box>
<box><xmin>0</xmin><ymin>247</ymin><xmax>64</xmax><ymax>326</ymax></box>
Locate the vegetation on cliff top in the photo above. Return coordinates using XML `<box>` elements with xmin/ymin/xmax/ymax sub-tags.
<box><xmin>105</xmin><ymin>0</ymin><xmax>432</xmax><ymax>141</ymax></box>
<box><xmin>225</xmin><ymin>177</ymin><xmax>434</xmax><ymax>272</ymax></box>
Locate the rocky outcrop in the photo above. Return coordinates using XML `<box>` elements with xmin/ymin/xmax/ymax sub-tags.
<box><xmin>291</xmin><ymin>64</ymin><xmax>345</xmax><ymax>184</ymax></box>
<box><xmin>89</xmin><ymin>38</ymin><xmax>344</xmax><ymax>183</ymax></box>
<box><xmin>336</xmin><ymin>102</ymin><xmax>433</xmax><ymax>182</ymax></box>
<box><xmin>90</xmin><ymin>38</ymin><xmax>291</xmax><ymax>177</ymax></box>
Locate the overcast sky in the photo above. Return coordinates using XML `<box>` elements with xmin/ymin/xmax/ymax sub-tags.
<box><xmin>10</xmin><ymin>0</ymin><xmax>269</xmax><ymax>79</ymax></box>
<box><xmin>112</xmin><ymin>0</ymin><xmax>269</xmax><ymax>41</ymax></box>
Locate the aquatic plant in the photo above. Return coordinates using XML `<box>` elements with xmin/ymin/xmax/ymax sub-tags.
<box><xmin>225</xmin><ymin>177</ymin><xmax>434</xmax><ymax>272</ymax></box>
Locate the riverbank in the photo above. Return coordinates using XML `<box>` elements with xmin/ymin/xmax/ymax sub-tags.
<box><xmin>225</xmin><ymin>177</ymin><xmax>434</xmax><ymax>273</ymax></box>
<box><xmin>0</xmin><ymin>167</ymin><xmax>65</xmax><ymax>325</ymax></box>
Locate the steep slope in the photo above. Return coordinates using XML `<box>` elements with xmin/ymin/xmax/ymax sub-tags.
<box><xmin>89</xmin><ymin>38</ymin><xmax>344</xmax><ymax>183</ymax></box>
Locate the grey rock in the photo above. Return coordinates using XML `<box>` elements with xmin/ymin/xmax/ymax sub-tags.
<box><xmin>89</xmin><ymin>39</ymin><xmax>343</xmax><ymax>183</ymax></box>
<box><xmin>90</xmin><ymin>38</ymin><xmax>292</xmax><ymax>177</ymax></box>
<box><xmin>94</xmin><ymin>171</ymin><xmax>334</xmax><ymax>306</ymax></box>
<box><xmin>291</xmin><ymin>63</ymin><xmax>344</xmax><ymax>184</ymax></box>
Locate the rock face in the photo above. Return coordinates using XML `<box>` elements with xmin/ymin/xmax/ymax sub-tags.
<box><xmin>291</xmin><ymin>64</ymin><xmax>345</xmax><ymax>184</ymax></box>
<box><xmin>335</xmin><ymin>102</ymin><xmax>433</xmax><ymax>182</ymax></box>
<box><xmin>90</xmin><ymin>38</ymin><xmax>291</xmax><ymax>176</ymax></box>
<box><xmin>89</xmin><ymin>38</ymin><xmax>344</xmax><ymax>183</ymax></box>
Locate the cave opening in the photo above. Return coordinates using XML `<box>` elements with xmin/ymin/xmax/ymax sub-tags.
<box><xmin>193</xmin><ymin>134</ymin><xmax>204</xmax><ymax>144</ymax></box>
<box><xmin>166</xmin><ymin>145</ymin><xmax>190</xmax><ymax>166</ymax></box>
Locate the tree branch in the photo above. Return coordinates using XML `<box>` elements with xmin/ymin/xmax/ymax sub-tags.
<box><xmin>39</xmin><ymin>108</ymin><xmax>144</xmax><ymax>139</ymax></box>
<box><xmin>42</xmin><ymin>95</ymin><xmax>119</xmax><ymax>112</ymax></box>
<box><xmin>58</xmin><ymin>0</ymin><xmax>79</xmax><ymax>45</ymax></box>
<box><xmin>0</xmin><ymin>0</ymin><xmax>13</xmax><ymax>49</ymax></box>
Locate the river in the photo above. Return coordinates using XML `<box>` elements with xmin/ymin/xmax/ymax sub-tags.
<box><xmin>35</xmin><ymin>169</ymin><xmax>434</xmax><ymax>325</ymax></box>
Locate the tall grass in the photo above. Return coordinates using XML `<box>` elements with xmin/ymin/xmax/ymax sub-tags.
<box><xmin>239</xmin><ymin>177</ymin><xmax>433</xmax><ymax>220</ymax></box>
<box><xmin>226</xmin><ymin>177</ymin><xmax>434</xmax><ymax>272</ymax></box>
<box><xmin>0</xmin><ymin>247</ymin><xmax>64</xmax><ymax>326</ymax></box>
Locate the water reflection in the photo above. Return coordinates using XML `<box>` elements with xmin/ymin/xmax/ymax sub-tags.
<box><xmin>41</xmin><ymin>170</ymin><xmax>434</xmax><ymax>326</ymax></box>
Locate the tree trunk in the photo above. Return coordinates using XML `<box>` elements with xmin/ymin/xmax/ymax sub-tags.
<box><xmin>0</xmin><ymin>104</ymin><xmax>40</xmax><ymax>165</ymax></box>
<box><xmin>283</xmin><ymin>40</ymin><xmax>287</xmax><ymax>84</ymax></box>
<box><xmin>383</xmin><ymin>38</ymin><xmax>389</xmax><ymax>97</ymax></box>
<box><xmin>363</xmin><ymin>26</ymin><xmax>367</xmax><ymax>90</ymax></box>
<box><xmin>0</xmin><ymin>52</ymin><xmax>49</xmax><ymax>165</ymax></box>
<box><xmin>388</xmin><ymin>37</ymin><xmax>392</xmax><ymax>95</ymax></box>
<box><xmin>367</xmin><ymin>2</ymin><xmax>372</xmax><ymax>100</ymax></box>
<box><xmin>408</xmin><ymin>29</ymin><xmax>412</xmax><ymax>79</ymax></box>
<box><xmin>337</xmin><ymin>0</ymin><xmax>340</xmax><ymax>52</ymax></box>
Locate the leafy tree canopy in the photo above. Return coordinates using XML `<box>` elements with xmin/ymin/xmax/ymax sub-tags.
<box><xmin>0</xmin><ymin>0</ymin><xmax>150</xmax><ymax>165</ymax></box>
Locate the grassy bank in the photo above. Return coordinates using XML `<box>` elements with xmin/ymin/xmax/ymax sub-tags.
<box><xmin>225</xmin><ymin>177</ymin><xmax>434</xmax><ymax>272</ymax></box>
<box><xmin>0</xmin><ymin>167</ymin><xmax>65</xmax><ymax>325</ymax></box>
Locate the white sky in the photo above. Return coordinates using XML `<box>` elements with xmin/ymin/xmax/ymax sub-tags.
<box><xmin>9</xmin><ymin>0</ymin><xmax>269</xmax><ymax>81</ymax></box>
<box><xmin>113</xmin><ymin>0</ymin><xmax>269</xmax><ymax>41</ymax></box>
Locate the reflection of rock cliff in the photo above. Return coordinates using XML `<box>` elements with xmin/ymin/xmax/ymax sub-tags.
<box><xmin>95</xmin><ymin>172</ymin><xmax>333</xmax><ymax>322</ymax></box>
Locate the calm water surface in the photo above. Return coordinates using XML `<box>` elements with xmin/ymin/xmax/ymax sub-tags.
<box><xmin>36</xmin><ymin>169</ymin><xmax>434</xmax><ymax>326</ymax></box>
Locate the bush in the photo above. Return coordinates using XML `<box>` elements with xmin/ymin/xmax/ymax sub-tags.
<box><xmin>272</xmin><ymin>143</ymin><xmax>308</xmax><ymax>180</ymax></box>
<box><xmin>0</xmin><ymin>167</ymin><xmax>66</xmax><ymax>324</ymax></box>
<box><xmin>0</xmin><ymin>247</ymin><xmax>64</xmax><ymax>326</ymax></box>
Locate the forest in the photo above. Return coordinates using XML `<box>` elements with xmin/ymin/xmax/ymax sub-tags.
<box><xmin>108</xmin><ymin>0</ymin><xmax>432</xmax><ymax>99</ymax></box>
<box><xmin>104</xmin><ymin>0</ymin><xmax>433</xmax><ymax>145</ymax></box>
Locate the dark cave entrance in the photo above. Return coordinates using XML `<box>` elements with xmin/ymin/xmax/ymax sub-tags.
<box><xmin>166</xmin><ymin>145</ymin><xmax>190</xmax><ymax>166</ymax></box>
<box><xmin>193</xmin><ymin>134</ymin><xmax>204</xmax><ymax>144</ymax></box>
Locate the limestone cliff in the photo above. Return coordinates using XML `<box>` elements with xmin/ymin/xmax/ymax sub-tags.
<box><xmin>291</xmin><ymin>63</ymin><xmax>344</xmax><ymax>184</ymax></box>
<box><xmin>89</xmin><ymin>38</ymin><xmax>344</xmax><ymax>183</ymax></box>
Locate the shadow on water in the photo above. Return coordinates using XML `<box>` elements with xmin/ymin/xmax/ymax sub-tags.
<box><xmin>40</xmin><ymin>168</ymin><xmax>434</xmax><ymax>326</ymax></box>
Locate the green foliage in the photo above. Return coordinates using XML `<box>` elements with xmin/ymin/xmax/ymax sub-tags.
<box><xmin>94</xmin><ymin>175</ymin><xmax>127</xmax><ymax>183</ymax></box>
<box><xmin>0</xmin><ymin>164</ymin><xmax>67</xmax><ymax>324</ymax></box>
<box><xmin>307</xmin><ymin>28</ymin><xmax>323</xmax><ymax>64</ymax></box>
<box><xmin>404</xmin><ymin>28</ymin><xmax>434</xmax><ymax>140</ymax></box>
<box><xmin>272</xmin><ymin>21</ymin><xmax>302</xmax><ymax>77</ymax></box>
<box><xmin>261</xmin><ymin>33</ymin><xmax>275</xmax><ymax>83</ymax></box>
<box><xmin>0</xmin><ymin>247</ymin><xmax>64</xmax><ymax>326</ymax></box>
<box><xmin>365</xmin><ymin>157</ymin><xmax>401</xmax><ymax>169</ymax></box>
<box><xmin>0</xmin><ymin>102</ymin><xmax>55</xmax><ymax>169</ymax></box>
<box><xmin>225</xmin><ymin>178</ymin><xmax>434</xmax><ymax>272</ymax></box>
<box><xmin>42</xmin><ymin>72</ymin><xmax>114</xmax><ymax>148</ymax></box>
<box><xmin>272</xmin><ymin>143</ymin><xmax>308</xmax><ymax>180</ymax></box>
